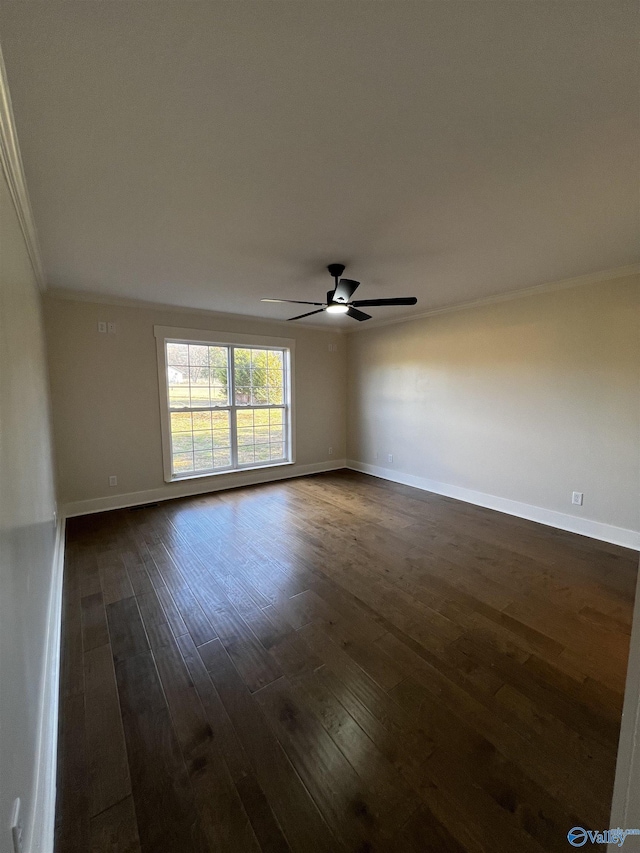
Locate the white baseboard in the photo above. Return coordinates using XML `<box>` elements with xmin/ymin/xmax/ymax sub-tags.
<box><xmin>347</xmin><ymin>460</ymin><xmax>640</xmax><ymax>551</ymax></box>
<box><xmin>27</xmin><ymin>517</ymin><xmax>66</xmax><ymax>853</ymax></box>
<box><xmin>63</xmin><ymin>459</ymin><xmax>347</xmax><ymax>518</ymax></box>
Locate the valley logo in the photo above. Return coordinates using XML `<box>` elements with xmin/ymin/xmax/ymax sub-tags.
<box><xmin>567</xmin><ymin>826</ymin><xmax>640</xmax><ymax>847</ymax></box>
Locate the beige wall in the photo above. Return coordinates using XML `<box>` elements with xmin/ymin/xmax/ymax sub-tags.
<box><xmin>0</xmin><ymin>171</ymin><xmax>57</xmax><ymax>847</ymax></box>
<box><xmin>44</xmin><ymin>295</ymin><xmax>347</xmax><ymax>512</ymax></box>
<box><xmin>347</xmin><ymin>275</ymin><xmax>640</xmax><ymax>535</ymax></box>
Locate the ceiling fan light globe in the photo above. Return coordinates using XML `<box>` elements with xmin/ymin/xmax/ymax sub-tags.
<box><xmin>326</xmin><ymin>303</ymin><xmax>349</xmax><ymax>314</ymax></box>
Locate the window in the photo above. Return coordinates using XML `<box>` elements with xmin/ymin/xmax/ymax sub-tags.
<box><xmin>155</xmin><ymin>327</ymin><xmax>294</xmax><ymax>481</ymax></box>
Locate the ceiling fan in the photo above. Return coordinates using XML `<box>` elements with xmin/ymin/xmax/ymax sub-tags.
<box><xmin>261</xmin><ymin>264</ymin><xmax>418</xmax><ymax>321</ymax></box>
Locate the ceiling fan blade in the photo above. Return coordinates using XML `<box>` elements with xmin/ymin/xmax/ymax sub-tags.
<box><xmin>287</xmin><ymin>308</ymin><xmax>326</xmax><ymax>321</ymax></box>
<box><xmin>346</xmin><ymin>307</ymin><xmax>371</xmax><ymax>322</ymax></box>
<box><xmin>332</xmin><ymin>278</ymin><xmax>360</xmax><ymax>303</ymax></box>
<box><xmin>262</xmin><ymin>298</ymin><xmax>324</xmax><ymax>305</ymax></box>
<box><xmin>351</xmin><ymin>297</ymin><xmax>418</xmax><ymax>307</ymax></box>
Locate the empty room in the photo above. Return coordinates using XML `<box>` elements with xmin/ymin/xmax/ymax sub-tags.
<box><xmin>1</xmin><ymin>3</ymin><xmax>639</xmax><ymax>852</ymax></box>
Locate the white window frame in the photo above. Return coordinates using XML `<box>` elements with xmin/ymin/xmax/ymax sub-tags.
<box><xmin>154</xmin><ymin>325</ymin><xmax>295</xmax><ymax>483</ymax></box>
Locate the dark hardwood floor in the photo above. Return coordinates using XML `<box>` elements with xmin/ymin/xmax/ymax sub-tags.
<box><xmin>55</xmin><ymin>470</ymin><xmax>638</xmax><ymax>852</ymax></box>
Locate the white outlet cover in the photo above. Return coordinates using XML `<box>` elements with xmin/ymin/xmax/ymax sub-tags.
<box><xmin>109</xmin><ymin>475</ymin><xmax>118</xmax><ymax>486</ymax></box>
<box><xmin>11</xmin><ymin>798</ymin><xmax>23</xmax><ymax>853</ymax></box>
<box><xmin>572</xmin><ymin>491</ymin><xmax>584</xmax><ymax>505</ymax></box>
<box><xmin>98</xmin><ymin>321</ymin><xmax>107</xmax><ymax>333</ymax></box>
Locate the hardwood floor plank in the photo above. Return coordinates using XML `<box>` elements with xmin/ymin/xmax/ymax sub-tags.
<box><xmin>154</xmin><ymin>583</ymin><xmax>190</xmax><ymax>638</ymax></box>
<box><xmin>292</xmin><ymin>665</ymin><xmax>420</xmax><ymax>826</ymax></box>
<box><xmin>78</xmin><ymin>550</ymin><xmax>103</xmax><ymax>598</ymax></box>
<box><xmin>255</xmin><ymin>674</ymin><xmax>399</xmax><ymax>850</ymax></box>
<box><xmin>121</xmin><ymin>548</ymin><xmax>155</xmax><ymax>597</ymax></box>
<box><xmin>106</xmin><ymin>597</ymin><xmax>149</xmax><ymax>663</ymax></box>
<box><xmin>142</xmin><ymin>540</ymin><xmax>219</xmax><ymax>646</ymax></box>
<box><xmin>271</xmin><ymin>587</ymin><xmax>407</xmax><ymax>690</ymax></box>
<box><xmin>153</xmin><ymin>637</ymin><xmax>261</xmax><ymax>852</ymax></box>
<box><xmin>393</xmin><ymin>667</ymin><xmax>609</xmax><ymax>826</ymax></box>
<box><xmin>114</xmin><ymin>649</ymin><xmax>210</xmax><ymax>853</ymax></box>
<box><xmin>235</xmin><ymin>774</ymin><xmax>292</xmax><ymax>853</ymax></box>
<box><xmin>453</xmin><ymin>634</ymin><xmax>622</xmax><ymax>746</ymax></box>
<box><xmin>422</xmin><ymin>745</ymin><xmax>548</xmax><ymax>853</ymax></box>
<box><xmin>89</xmin><ymin>796</ymin><xmax>141</xmax><ymax>853</ymax></box>
<box><xmin>199</xmin><ymin>605</ymin><xmax>283</xmax><ymax>693</ymax></box>
<box><xmin>136</xmin><ymin>589</ymin><xmax>176</xmax><ymax>651</ymax></box>
<box><xmin>201</xmin><ymin>638</ymin><xmax>341</xmax><ymax>853</ymax></box>
<box><xmin>308</xmin><ymin>574</ymin><xmax>387</xmax><ymax>642</ymax></box>
<box><xmin>84</xmin><ymin>644</ymin><xmax>131</xmax><ymax>817</ymax></box>
<box><xmin>297</xmin><ymin>622</ymin><xmax>436</xmax><ymax>776</ymax></box>
<box><xmin>60</xmin><ymin>546</ymin><xmax>84</xmax><ymax>700</ymax></box>
<box><xmin>493</xmin><ymin>682</ymin><xmax>615</xmax><ymax>797</ymax></box>
<box><xmin>56</xmin><ymin>472</ymin><xmax>635</xmax><ymax>853</ymax></box>
<box><xmin>98</xmin><ymin>549</ymin><xmax>135</xmax><ymax>605</ymax></box>
<box><xmin>390</xmin><ymin>675</ymin><xmax>595</xmax><ymax>851</ymax></box>
<box><xmin>55</xmin><ymin>693</ymin><xmax>90</xmax><ymax>852</ymax></box>
<box><xmin>81</xmin><ymin>592</ymin><xmax>110</xmax><ymax>653</ymax></box>
<box><xmin>373</xmin><ymin>628</ymin><xmax>505</xmax><ymax>700</ymax></box>
<box><xmin>176</xmin><ymin>632</ymin><xmax>255</xmax><ymax>784</ymax></box>
<box><xmin>247</xmin><ymin>603</ymin><xmax>323</xmax><ymax>678</ymax></box>
<box><xmin>398</xmin><ymin>804</ymin><xmax>468</xmax><ymax>853</ymax></box>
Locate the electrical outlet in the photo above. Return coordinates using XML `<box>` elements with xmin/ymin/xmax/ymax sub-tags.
<box><xmin>109</xmin><ymin>475</ymin><xmax>118</xmax><ymax>487</ymax></box>
<box><xmin>572</xmin><ymin>491</ymin><xmax>583</xmax><ymax>506</ymax></box>
<box><xmin>328</xmin><ymin>447</ymin><xmax>333</xmax><ymax>456</ymax></box>
<box><xmin>11</xmin><ymin>798</ymin><xmax>23</xmax><ymax>853</ymax></box>
<box><xmin>107</xmin><ymin>322</ymin><xmax>117</xmax><ymax>335</ymax></box>
<box><xmin>97</xmin><ymin>321</ymin><xmax>107</xmax><ymax>333</ymax></box>
<box><xmin>388</xmin><ymin>454</ymin><xmax>393</xmax><ymax>464</ymax></box>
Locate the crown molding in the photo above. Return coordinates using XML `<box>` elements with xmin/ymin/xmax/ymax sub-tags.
<box><xmin>0</xmin><ymin>42</ymin><xmax>46</xmax><ymax>290</ymax></box>
<box><xmin>46</xmin><ymin>261</ymin><xmax>639</xmax><ymax>336</ymax></box>
<box><xmin>44</xmin><ymin>287</ymin><xmax>348</xmax><ymax>334</ymax></box>
<box><xmin>347</xmin><ymin>263</ymin><xmax>640</xmax><ymax>333</ymax></box>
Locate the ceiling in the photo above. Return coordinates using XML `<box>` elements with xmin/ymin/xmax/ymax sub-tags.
<box><xmin>0</xmin><ymin>2</ymin><xmax>638</xmax><ymax>327</ymax></box>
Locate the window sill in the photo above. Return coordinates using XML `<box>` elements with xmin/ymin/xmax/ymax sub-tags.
<box><xmin>167</xmin><ymin>459</ymin><xmax>295</xmax><ymax>484</ymax></box>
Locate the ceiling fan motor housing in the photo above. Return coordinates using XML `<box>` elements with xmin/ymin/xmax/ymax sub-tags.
<box><xmin>261</xmin><ymin>262</ymin><xmax>416</xmax><ymax>321</ymax></box>
<box><xmin>327</xmin><ymin>264</ymin><xmax>348</xmax><ymax>302</ymax></box>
